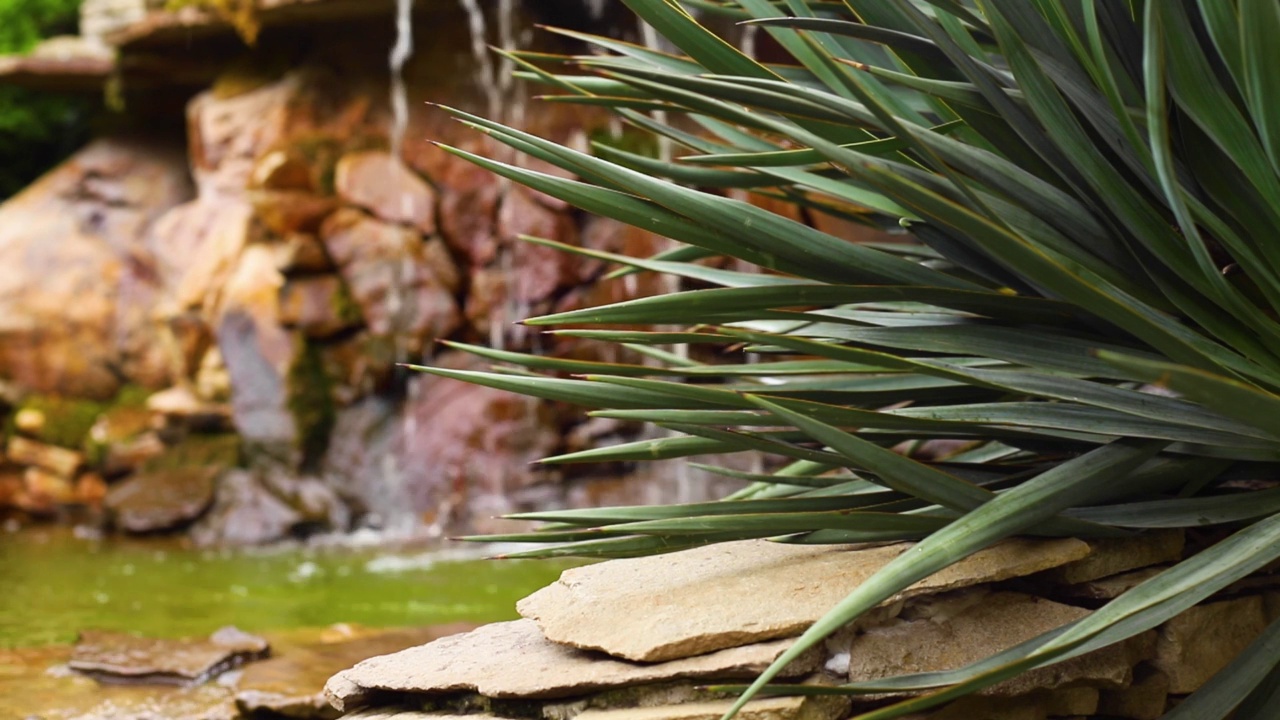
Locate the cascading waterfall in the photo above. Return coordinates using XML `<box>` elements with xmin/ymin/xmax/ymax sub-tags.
<box><xmin>384</xmin><ymin>0</ymin><xmax>417</xmax><ymax>536</ymax></box>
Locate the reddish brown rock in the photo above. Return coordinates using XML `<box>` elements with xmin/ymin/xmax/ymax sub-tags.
<box><xmin>321</xmin><ymin>209</ymin><xmax>461</xmax><ymax>353</ymax></box>
<box><xmin>187</xmin><ymin>77</ymin><xmax>299</xmax><ymax>197</ymax></box>
<box><xmin>432</xmin><ymin>145</ymin><xmax>503</xmax><ymax>267</ymax></box>
<box><xmin>279</xmin><ymin>275</ymin><xmax>363</xmax><ymax>339</ymax></box>
<box><xmin>336</xmin><ymin>150</ymin><xmax>437</xmax><ymax>234</ymax></box>
<box><xmin>396</xmin><ymin>352</ymin><xmax>560</xmax><ymax>530</ymax></box>
<box><xmin>496</xmin><ymin>186</ymin><xmax>578</xmax><ymax>302</ymax></box>
<box><xmin>0</xmin><ymin>136</ymin><xmax>192</xmax><ymax>399</ymax></box>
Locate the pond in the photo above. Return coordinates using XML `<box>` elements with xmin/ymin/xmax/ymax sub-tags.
<box><xmin>1</xmin><ymin>528</ymin><xmax>570</xmax><ymax>649</ymax></box>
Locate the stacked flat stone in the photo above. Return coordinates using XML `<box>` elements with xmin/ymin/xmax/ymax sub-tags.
<box><xmin>326</xmin><ymin>532</ymin><xmax>1275</xmax><ymax>720</ymax></box>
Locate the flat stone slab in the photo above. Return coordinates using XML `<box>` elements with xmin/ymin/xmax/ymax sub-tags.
<box><xmin>575</xmin><ymin>696</ymin><xmax>849</xmax><ymax>720</ymax></box>
<box><xmin>1037</xmin><ymin>530</ymin><xmax>1183</xmax><ymax>585</ymax></box>
<box><xmin>518</xmin><ymin>538</ymin><xmax>1090</xmax><ymax>662</ymax></box>
<box><xmin>845</xmin><ymin>591</ymin><xmax>1153</xmax><ymax>696</ymax></box>
<box><xmin>325</xmin><ymin>619</ymin><xmax>823</xmax><ymax>709</ymax></box>
<box><xmin>70</xmin><ymin>626</ymin><xmax>269</xmax><ymax>685</ymax></box>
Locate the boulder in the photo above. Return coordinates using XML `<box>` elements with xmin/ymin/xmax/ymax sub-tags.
<box><xmin>518</xmin><ymin>537</ymin><xmax>1091</xmax><ymax>663</ymax></box>
<box><xmin>214</xmin><ymin>245</ymin><xmax>300</xmax><ymax>458</ymax></box>
<box><xmin>0</xmin><ymin>136</ymin><xmax>191</xmax><ymax>399</ymax></box>
<box><xmin>153</xmin><ymin>198</ymin><xmax>256</xmax><ymax>313</ymax></box>
<box><xmin>335</xmin><ymin>150</ymin><xmax>438</xmax><ymax>234</ymax></box>
<box><xmin>190</xmin><ymin>469</ymin><xmax>302</xmax><ymax>547</ymax></box>
<box><xmin>104</xmin><ymin>466</ymin><xmax>221</xmax><ymax>533</ymax></box>
<box><xmin>325</xmin><ymin>619</ymin><xmax>824</xmax><ymax>709</ymax></box>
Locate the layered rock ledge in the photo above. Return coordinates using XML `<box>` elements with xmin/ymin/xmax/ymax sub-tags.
<box><xmin>325</xmin><ymin>532</ymin><xmax>1273</xmax><ymax>720</ymax></box>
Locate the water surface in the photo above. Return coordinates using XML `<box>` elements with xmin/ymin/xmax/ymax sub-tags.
<box><xmin>0</xmin><ymin>528</ymin><xmax>571</xmax><ymax>648</ymax></box>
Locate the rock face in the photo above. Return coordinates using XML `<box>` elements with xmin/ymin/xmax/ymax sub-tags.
<box><xmin>516</xmin><ymin>538</ymin><xmax>1090</xmax><ymax>662</ymax></box>
<box><xmin>0</xmin><ymin>136</ymin><xmax>192</xmax><ymax>400</ymax></box>
<box><xmin>0</xmin><ymin>2</ymin><xmax>903</xmax><ymax>538</ymax></box>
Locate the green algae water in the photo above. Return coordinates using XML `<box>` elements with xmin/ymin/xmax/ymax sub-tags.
<box><xmin>0</xmin><ymin>529</ymin><xmax>572</xmax><ymax>648</ymax></box>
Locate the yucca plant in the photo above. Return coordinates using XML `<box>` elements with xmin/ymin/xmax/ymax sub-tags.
<box><xmin>416</xmin><ymin>1</ymin><xmax>1280</xmax><ymax>717</ymax></box>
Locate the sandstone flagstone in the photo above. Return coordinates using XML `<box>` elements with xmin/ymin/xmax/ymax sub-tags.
<box><xmin>573</xmin><ymin>696</ymin><xmax>849</xmax><ymax>720</ymax></box>
<box><xmin>518</xmin><ymin>538</ymin><xmax>1090</xmax><ymax>663</ymax></box>
<box><xmin>1036</xmin><ymin>530</ymin><xmax>1183</xmax><ymax>585</ymax></box>
<box><xmin>846</xmin><ymin>591</ymin><xmax>1154</xmax><ymax>696</ymax></box>
<box><xmin>324</xmin><ymin>619</ymin><xmax>824</xmax><ymax>710</ymax></box>
<box><xmin>1152</xmin><ymin>595</ymin><xmax>1268</xmax><ymax>693</ymax></box>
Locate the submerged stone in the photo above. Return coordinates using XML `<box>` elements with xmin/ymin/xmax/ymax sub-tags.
<box><xmin>518</xmin><ymin>538</ymin><xmax>1090</xmax><ymax>663</ymax></box>
<box><xmin>69</xmin><ymin>626</ymin><xmax>269</xmax><ymax>685</ymax></box>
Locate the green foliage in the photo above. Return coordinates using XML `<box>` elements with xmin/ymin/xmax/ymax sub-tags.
<box><xmin>432</xmin><ymin>2</ymin><xmax>1280</xmax><ymax>718</ymax></box>
<box><xmin>0</xmin><ymin>0</ymin><xmax>94</xmax><ymax>198</ymax></box>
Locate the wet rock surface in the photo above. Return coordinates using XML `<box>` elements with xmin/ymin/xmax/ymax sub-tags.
<box><xmin>69</xmin><ymin>626</ymin><xmax>269</xmax><ymax>685</ymax></box>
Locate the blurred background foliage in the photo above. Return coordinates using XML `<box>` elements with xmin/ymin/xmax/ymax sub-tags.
<box><xmin>0</xmin><ymin>0</ymin><xmax>97</xmax><ymax>199</ymax></box>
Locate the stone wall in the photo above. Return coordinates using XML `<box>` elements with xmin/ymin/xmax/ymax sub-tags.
<box><xmin>0</xmin><ymin>7</ymin><xmax>765</xmax><ymax>541</ymax></box>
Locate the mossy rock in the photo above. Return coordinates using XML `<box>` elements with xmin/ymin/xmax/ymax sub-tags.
<box><xmin>286</xmin><ymin>339</ymin><xmax>335</xmax><ymax>469</ymax></box>
<box><xmin>139</xmin><ymin>434</ymin><xmax>243</xmax><ymax>473</ymax></box>
<box><xmin>11</xmin><ymin>395</ymin><xmax>108</xmax><ymax>449</ymax></box>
